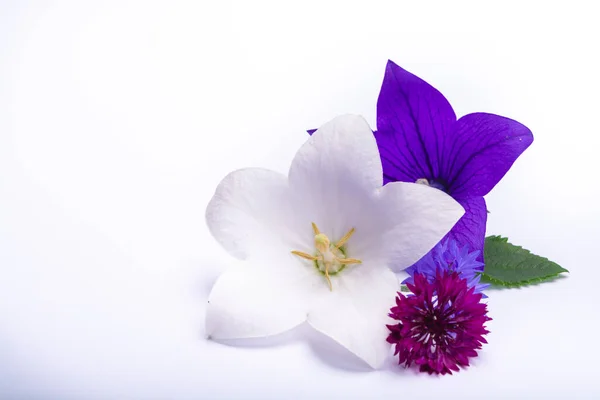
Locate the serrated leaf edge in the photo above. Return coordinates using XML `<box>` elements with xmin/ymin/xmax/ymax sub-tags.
<box><xmin>482</xmin><ymin>236</ymin><xmax>569</xmax><ymax>287</ymax></box>
<box><xmin>480</xmin><ymin>271</ymin><xmax>566</xmax><ymax>288</ymax></box>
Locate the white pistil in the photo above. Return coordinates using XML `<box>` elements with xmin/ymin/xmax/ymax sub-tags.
<box><xmin>291</xmin><ymin>222</ymin><xmax>362</xmax><ymax>291</ymax></box>
<box><xmin>415</xmin><ymin>178</ymin><xmax>430</xmax><ymax>186</ymax></box>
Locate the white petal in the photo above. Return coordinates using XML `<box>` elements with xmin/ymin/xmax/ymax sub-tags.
<box><xmin>206</xmin><ymin>258</ymin><xmax>323</xmax><ymax>339</ymax></box>
<box><xmin>375</xmin><ymin>182</ymin><xmax>464</xmax><ymax>270</ymax></box>
<box><xmin>307</xmin><ymin>266</ymin><xmax>399</xmax><ymax>369</ymax></box>
<box><xmin>205</xmin><ymin>168</ymin><xmax>309</xmax><ymax>261</ymax></box>
<box><xmin>287</xmin><ymin>115</ymin><xmax>382</xmax><ymax>242</ymax></box>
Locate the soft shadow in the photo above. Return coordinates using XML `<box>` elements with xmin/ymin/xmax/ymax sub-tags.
<box><xmin>467</xmin><ymin>349</ymin><xmax>488</xmax><ymax>369</ymax></box>
<box><xmin>382</xmin><ymin>355</ymin><xmax>424</xmax><ymax>378</ymax></box>
<box><xmin>206</xmin><ymin>322</ymin><xmax>382</xmax><ymax>372</ymax></box>
<box><xmin>305</xmin><ymin>328</ymin><xmax>374</xmax><ymax>372</ymax></box>
<box><xmin>184</xmin><ymin>257</ymin><xmax>222</xmax><ymax>300</ymax></box>
<box><xmin>196</xmin><ymin>273</ymin><xmax>220</xmax><ymax>299</ymax></box>
<box><xmin>383</xmin><ymin>346</ymin><xmax>490</xmax><ymax>377</ymax></box>
<box><xmin>207</xmin><ymin>323</ymin><xmax>307</xmax><ymax>348</ymax></box>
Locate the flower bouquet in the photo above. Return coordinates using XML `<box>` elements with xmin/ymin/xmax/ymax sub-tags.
<box><xmin>203</xmin><ymin>60</ymin><xmax>567</xmax><ymax>374</ymax></box>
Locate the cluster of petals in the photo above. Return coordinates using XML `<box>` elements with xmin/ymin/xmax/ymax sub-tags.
<box><xmin>404</xmin><ymin>239</ymin><xmax>490</xmax><ymax>296</ymax></box>
<box><xmin>387</xmin><ymin>272</ymin><xmax>491</xmax><ymax>375</ymax></box>
<box><xmin>205</xmin><ymin>60</ymin><xmax>532</xmax><ymax>372</ymax></box>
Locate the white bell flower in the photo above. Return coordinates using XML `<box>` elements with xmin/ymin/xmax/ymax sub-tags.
<box><xmin>205</xmin><ymin>115</ymin><xmax>464</xmax><ymax>368</ymax></box>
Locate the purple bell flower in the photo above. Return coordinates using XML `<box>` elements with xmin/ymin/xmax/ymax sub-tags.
<box><xmin>375</xmin><ymin>60</ymin><xmax>533</xmax><ymax>257</ymax></box>
<box><xmin>309</xmin><ymin>61</ymin><xmax>533</xmax><ymax>258</ymax></box>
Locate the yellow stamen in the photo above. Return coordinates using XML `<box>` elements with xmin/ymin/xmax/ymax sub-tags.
<box><xmin>291</xmin><ymin>223</ymin><xmax>361</xmax><ymax>291</ymax></box>
<box><xmin>291</xmin><ymin>251</ymin><xmax>320</xmax><ymax>261</ymax></box>
<box><xmin>314</xmin><ymin>233</ymin><xmax>330</xmax><ymax>254</ymax></box>
<box><xmin>312</xmin><ymin>222</ymin><xmax>321</xmax><ymax>235</ymax></box>
<box><xmin>336</xmin><ymin>257</ymin><xmax>361</xmax><ymax>264</ymax></box>
<box><xmin>335</xmin><ymin>227</ymin><xmax>355</xmax><ymax>249</ymax></box>
<box><xmin>323</xmin><ymin>261</ymin><xmax>333</xmax><ymax>290</ymax></box>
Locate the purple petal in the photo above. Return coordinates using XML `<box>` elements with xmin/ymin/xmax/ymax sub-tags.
<box><xmin>444</xmin><ymin>197</ymin><xmax>487</xmax><ymax>258</ymax></box>
<box><xmin>376</xmin><ymin>60</ymin><xmax>456</xmax><ymax>183</ymax></box>
<box><xmin>444</xmin><ymin>112</ymin><xmax>533</xmax><ymax>197</ymax></box>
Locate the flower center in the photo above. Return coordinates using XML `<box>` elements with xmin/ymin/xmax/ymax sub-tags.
<box><xmin>291</xmin><ymin>222</ymin><xmax>362</xmax><ymax>291</ymax></box>
<box><xmin>424</xmin><ymin>313</ymin><xmax>448</xmax><ymax>337</ymax></box>
<box><xmin>415</xmin><ymin>178</ymin><xmax>447</xmax><ymax>192</ymax></box>
<box><xmin>417</xmin><ymin>297</ymin><xmax>459</xmax><ymax>349</ymax></box>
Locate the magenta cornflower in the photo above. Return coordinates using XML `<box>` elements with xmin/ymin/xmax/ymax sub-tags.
<box><xmin>387</xmin><ymin>272</ymin><xmax>491</xmax><ymax>375</ymax></box>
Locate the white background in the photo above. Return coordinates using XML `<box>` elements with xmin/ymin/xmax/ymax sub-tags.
<box><xmin>1</xmin><ymin>1</ymin><xmax>598</xmax><ymax>399</ymax></box>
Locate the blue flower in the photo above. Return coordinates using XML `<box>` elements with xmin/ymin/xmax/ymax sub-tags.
<box><xmin>403</xmin><ymin>239</ymin><xmax>490</xmax><ymax>296</ymax></box>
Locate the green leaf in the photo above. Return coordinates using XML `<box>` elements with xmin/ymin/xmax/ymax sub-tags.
<box><xmin>481</xmin><ymin>236</ymin><xmax>568</xmax><ymax>287</ymax></box>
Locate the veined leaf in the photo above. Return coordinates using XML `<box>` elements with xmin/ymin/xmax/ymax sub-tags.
<box><xmin>481</xmin><ymin>236</ymin><xmax>568</xmax><ymax>287</ymax></box>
